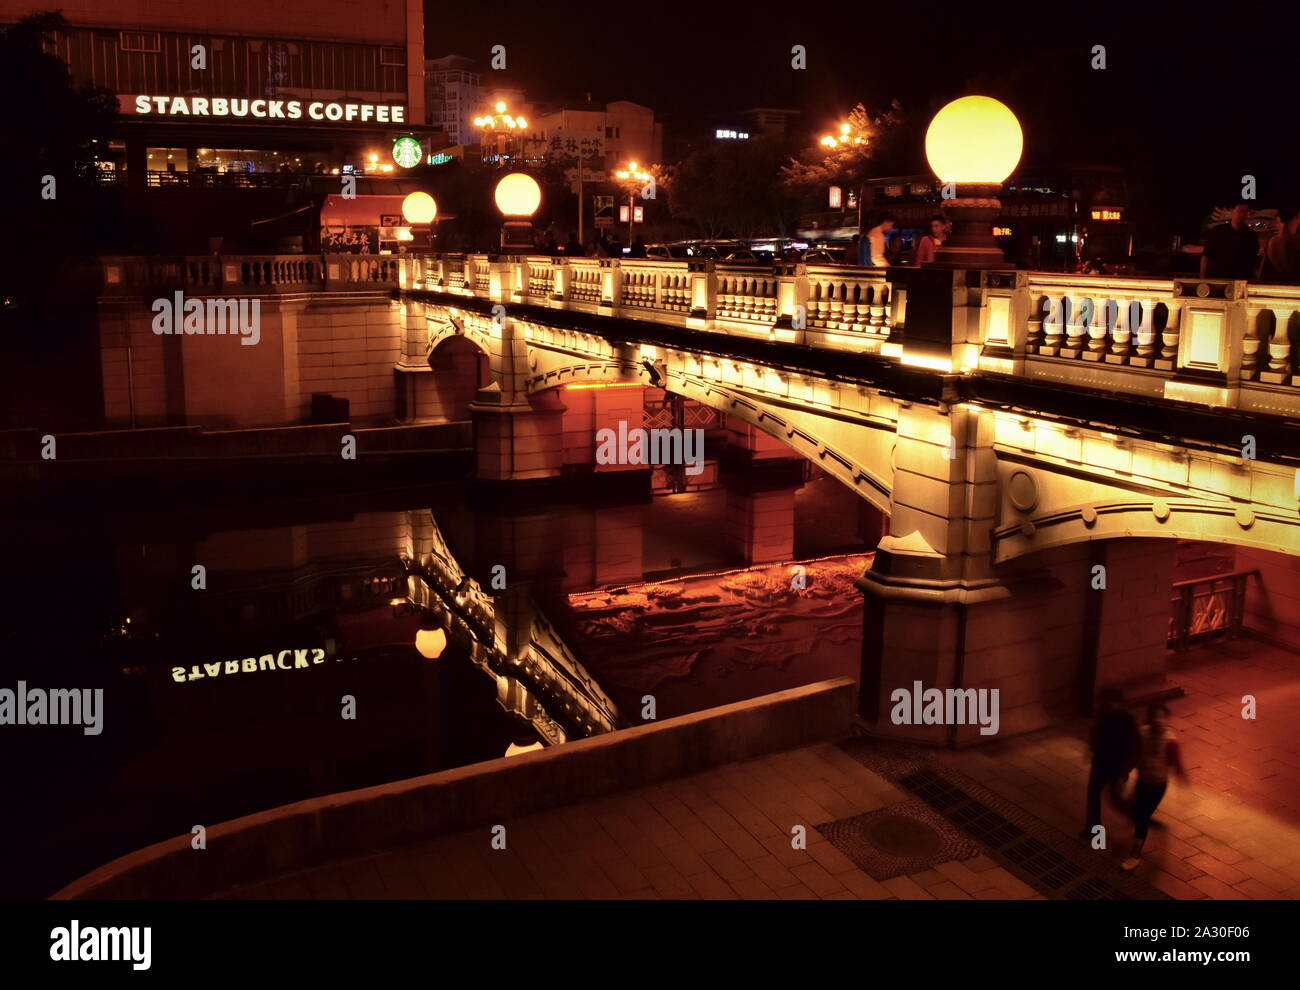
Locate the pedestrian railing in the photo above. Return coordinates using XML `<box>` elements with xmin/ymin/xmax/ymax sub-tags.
<box><xmin>1167</xmin><ymin>568</ymin><xmax>1258</xmax><ymax>651</ymax></box>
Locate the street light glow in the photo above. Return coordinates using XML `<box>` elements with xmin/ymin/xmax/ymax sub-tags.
<box><xmin>494</xmin><ymin>172</ymin><xmax>542</xmax><ymax>216</ymax></box>
<box><xmin>925</xmin><ymin>95</ymin><xmax>1023</xmax><ymax>184</ymax></box>
<box><xmin>401</xmin><ymin>191</ymin><xmax>437</xmax><ymax>224</ymax></box>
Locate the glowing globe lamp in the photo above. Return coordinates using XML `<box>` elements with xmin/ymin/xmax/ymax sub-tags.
<box><xmin>925</xmin><ymin>96</ymin><xmax>1023</xmax><ymax>185</ymax></box>
<box><xmin>415</xmin><ymin>626</ymin><xmax>447</xmax><ymax>659</ymax></box>
<box><xmin>401</xmin><ymin>191</ymin><xmax>437</xmax><ymax>225</ymax></box>
<box><xmin>494</xmin><ymin>173</ymin><xmax>542</xmax><ymax>217</ymax></box>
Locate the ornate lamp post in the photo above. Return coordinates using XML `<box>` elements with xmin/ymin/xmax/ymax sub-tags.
<box><xmin>613</xmin><ymin>161</ymin><xmax>652</xmax><ymax>244</ymax></box>
<box><xmin>924</xmin><ymin>96</ymin><xmax>1023</xmax><ymax>268</ymax></box>
<box><xmin>474</xmin><ymin>101</ymin><xmax>528</xmax><ymax>165</ymax></box>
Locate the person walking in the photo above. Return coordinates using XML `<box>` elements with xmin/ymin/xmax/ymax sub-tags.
<box><xmin>1259</xmin><ymin>204</ymin><xmax>1300</xmax><ymax>283</ymax></box>
<box><xmin>627</xmin><ymin>235</ymin><xmax>647</xmax><ymax>258</ymax></box>
<box><xmin>1122</xmin><ymin>703</ymin><xmax>1186</xmax><ymax>870</ymax></box>
<box><xmin>863</xmin><ymin>213</ymin><xmax>897</xmax><ymax>267</ymax></box>
<box><xmin>1081</xmin><ymin>688</ymin><xmax>1137</xmax><ymax>844</ymax></box>
<box><xmin>1200</xmin><ymin>202</ymin><xmax>1259</xmax><ymax>279</ymax></box>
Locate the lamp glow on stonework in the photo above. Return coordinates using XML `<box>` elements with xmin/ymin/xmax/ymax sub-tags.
<box><xmin>923</xmin><ymin>95</ymin><xmax>1023</xmax><ymax>268</ymax></box>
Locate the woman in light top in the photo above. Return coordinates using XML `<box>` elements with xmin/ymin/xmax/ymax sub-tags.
<box><xmin>1122</xmin><ymin>703</ymin><xmax>1186</xmax><ymax>870</ymax></box>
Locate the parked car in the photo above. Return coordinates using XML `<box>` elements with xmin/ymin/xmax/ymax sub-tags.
<box><xmin>803</xmin><ymin>248</ymin><xmax>840</xmax><ymax>264</ymax></box>
<box><xmin>647</xmin><ymin>243</ymin><xmax>691</xmax><ymax>260</ymax></box>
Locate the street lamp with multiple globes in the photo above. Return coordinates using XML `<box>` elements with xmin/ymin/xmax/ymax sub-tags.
<box><xmin>493</xmin><ymin>172</ymin><xmax>542</xmax><ymax>252</ymax></box>
<box><xmin>613</xmin><ymin>161</ymin><xmax>651</xmax><ymax>244</ymax></box>
<box><xmin>924</xmin><ymin>95</ymin><xmax>1023</xmax><ymax>268</ymax></box>
<box><xmin>473</xmin><ymin>100</ymin><xmax>529</xmax><ymax>164</ymax></box>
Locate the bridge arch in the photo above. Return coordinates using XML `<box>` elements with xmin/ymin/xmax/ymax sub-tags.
<box><xmin>520</xmin><ymin>349</ymin><xmax>896</xmax><ymax>517</ymax></box>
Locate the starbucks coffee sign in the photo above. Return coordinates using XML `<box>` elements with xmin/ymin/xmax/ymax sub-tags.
<box><xmin>171</xmin><ymin>647</ymin><xmax>331</xmax><ymax>683</ymax></box>
<box><xmin>129</xmin><ymin>95</ymin><xmax>407</xmax><ymax>125</ymax></box>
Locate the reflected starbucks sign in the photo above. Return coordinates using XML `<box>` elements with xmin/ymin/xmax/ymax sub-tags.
<box><xmin>171</xmin><ymin>647</ymin><xmax>331</xmax><ymax>683</ymax></box>
<box><xmin>128</xmin><ymin>95</ymin><xmax>407</xmax><ymax>125</ymax></box>
<box><xmin>392</xmin><ymin>136</ymin><xmax>423</xmax><ymax>168</ymax></box>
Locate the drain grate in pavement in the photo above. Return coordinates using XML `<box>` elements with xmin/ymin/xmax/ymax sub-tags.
<box><xmin>839</xmin><ymin>738</ymin><xmax>1170</xmax><ymax>901</ymax></box>
<box><xmin>816</xmin><ymin>799</ymin><xmax>980</xmax><ymax>881</ymax></box>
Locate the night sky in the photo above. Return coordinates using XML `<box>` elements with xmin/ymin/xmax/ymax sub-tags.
<box><xmin>426</xmin><ymin>0</ymin><xmax>1297</xmax><ymax>230</ymax></box>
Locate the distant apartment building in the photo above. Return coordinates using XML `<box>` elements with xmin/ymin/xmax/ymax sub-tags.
<box><xmin>424</xmin><ymin>54</ymin><xmax>482</xmax><ymax>143</ymax></box>
<box><xmin>425</xmin><ymin>53</ymin><xmax>531</xmax><ymax>148</ymax></box>
<box><xmin>527</xmin><ymin>100</ymin><xmax>662</xmax><ymax>171</ymax></box>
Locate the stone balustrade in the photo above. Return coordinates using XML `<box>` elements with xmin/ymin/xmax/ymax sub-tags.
<box><xmin>99</xmin><ymin>254</ymin><xmax>394</xmax><ymax>294</ymax></box>
<box><xmin>402</xmin><ymin>254</ymin><xmax>1299</xmax><ymax>417</ymax></box>
<box><xmin>97</xmin><ymin>252</ymin><xmax>1300</xmax><ymax>418</ymax></box>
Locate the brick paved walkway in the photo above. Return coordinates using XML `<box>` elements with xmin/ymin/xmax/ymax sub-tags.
<box><xmin>224</xmin><ymin>742</ymin><xmax>1042</xmax><ymax>900</ymax></box>
<box><xmin>220</xmin><ymin>638</ymin><xmax>1300</xmax><ymax>901</ymax></box>
<box><xmin>931</xmin><ymin>639</ymin><xmax>1300</xmax><ymax>900</ymax></box>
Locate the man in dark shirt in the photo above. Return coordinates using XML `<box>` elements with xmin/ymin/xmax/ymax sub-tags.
<box><xmin>1200</xmin><ymin>202</ymin><xmax>1260</xmax><ymax>279</ymax></box>
<box><xmin>1082</xmin><ymin>688</ymin><xmax>1138</xmax><ymax>843</ymax></box>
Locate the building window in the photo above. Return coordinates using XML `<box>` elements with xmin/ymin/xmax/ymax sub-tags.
<box><xmin>119</xmin><ymin>31</ymin><xmax>160</xmax><ymax>53</ymax></box>
<box><xmin>380</xmin><ymin>46</ymin><xmax>406</xmax><ymax>66</ymax></box>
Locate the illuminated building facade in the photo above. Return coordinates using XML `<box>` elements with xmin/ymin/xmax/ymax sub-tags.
<box><xmin>0</xmin><ymin>1</ymin><xmax>429</xmax><ymax>205</ymax></box>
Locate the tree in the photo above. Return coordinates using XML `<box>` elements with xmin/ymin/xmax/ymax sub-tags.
<box><xmin>0</xmin><ymin>11</ymin><xmax>122</xmax><ymax>427</ymax></box>
<box><xmin>664</xmin><ymin>138</ymin><xmax>802</xmax><ymax>241</ymax></box>
<box><xmin>780</xmin><ymin>100</ymin><xmax>912</xmax><ymax>223</ymax></box>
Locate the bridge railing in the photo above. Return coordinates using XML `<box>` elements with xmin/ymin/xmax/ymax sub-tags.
<box><xmin>399</xmin><ymin>254</ymin><xmax>1300</xmax><ymax>416</ymax></box>
<box><xmin>99</xmin><ymin>254</ymin><xmax>400</xmax><ymax>294</ymax></box>
<box><xmin>999</xmin><ymin>272</ymin><xmax>1299</xmax><ymax>416</ymax></box>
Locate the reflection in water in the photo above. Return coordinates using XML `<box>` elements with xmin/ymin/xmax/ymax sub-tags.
<box><xmin>0</xmin><ymin>463</ymin><xmax>876</xmax><ymax>896</ymax></box>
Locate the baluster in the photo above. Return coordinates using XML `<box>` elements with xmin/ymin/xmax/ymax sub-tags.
<box><xmin>1084</xmin><ymin>296</ymin><xmax>1110</xmax><ymax>360</ymax></box>
<box><xmin>829</xmin><ymin>283</ymin><xmax>845</xmax><ymax>328</ymax></box>
<box><xmin>869</xmin><ymin>283</ymin><xmax>886</xmax><ymax>330</ymax></box>
<box><xmin>1040</xmin><ymin>294</ymin><xmax>1064</xmax><ymax>353</ymax></box>
<box><xmin>1266</xmin><ymin>306</ymin><xmax>1296</xmax><ymax>379</ymax></box>
<box><xmin>1108</xmin><ymin>297</ymin><xmax>1132</xmax><ymax>364</ymax></box>
<box><xmin>1064</xmin><ymin>292</ymin><xmax>1087</xmax><ymax>353</ymax></box>
<box><xmin>1157</xmin><ymin>301</ymin><xmax>1181</xmax><ymax>367</ymax></box>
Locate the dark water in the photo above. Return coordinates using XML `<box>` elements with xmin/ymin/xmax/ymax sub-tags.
<box><xmin>0</xmin><ymin>470</ymin><xmax>874</xmax><ymax>897</ymax></box>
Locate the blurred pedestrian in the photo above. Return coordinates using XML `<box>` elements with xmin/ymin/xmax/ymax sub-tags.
<box><xmin>1080</xmin><ymin>688</ymin><xmax>1137</xmax><ymax>844</ymax></box>
<box><xmin>863</xmin><ymin>213</ymin><xmax>896</xmax><ymax>267</ymax></box>
<box><xmin>1122</xmin><ymin>703</ymin><xmax>1186</xmax><ymax>871</ymax></box>
<box><xmin>563</xmin><ymin>232</ymin><xmax>585</xmax><ymax>257</ymax></box>
<box><xmin>1259</xmin><ymin>205</ymin><xmax>1300</xmax><ymax>283</ymax></box>
<box><xmin>1200</xmin><ymin>202</ymin><xmax>1259</xmax><ymax>279</ymax></box>
<box><xmin>628</xmin><ymin>235</ymin><xmax>647</xmax><ymax>258</ymax></box>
